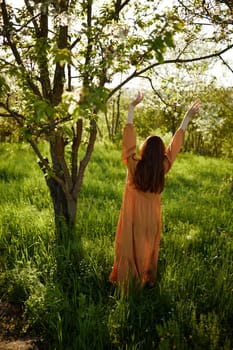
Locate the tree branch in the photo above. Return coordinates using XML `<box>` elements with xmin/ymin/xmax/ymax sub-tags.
<box><xmin>52</xmin><ymin>2</ymin><xmax>69</xmax><ymax>105</ymax></box>
<box><xmin>70</xmin><ymin>36</ymin><xmax>81</xmax><ymax>50</ymax></box>
<box><xmin>108</xmin><ymin>70</ymin><xmax>138</xmax><ymax>99</ymax></box>
<box><xmin>1</xmin><ymin>0</ymin><xmax>42</xmax><ymax>97</ymax></box>
<box><xmin>71</xmin><ymin>118</ymin><xmax>82</xmax><ymax>184</ymax></box>
<box><xmin>108</xmin><ymin>43</ymin><xmax>233</xmax><ymax>99</ymax></box>
<box><xmin>16</xmin><ymin>6</ymin><xmax>40</xmax><ymax>34</ymax></box>
<box><xmin>0</xmin><ymin>101</ymin><xmax>26</xmax><ymax>124</ymax></box>
<box><xmin>219</xmin><ymin>55</ymin><xmax>233</xmax><ymax>75</ymax></box>
<box><xmin>138</xmin><ymin>76</ymin><xmax>173</xmax><ymax>107</ymax></box>
<box><xmin>0</xmin><ymin>113</ymin><xmax>12</xmax><ymax>117</ymax></box>
<box><xmin>37</xmin><ymin>2</ymin><xmax>52</xmax><ymax>100</ymax></box>
<box><xmin>72</xmin><ymin>119</ymin><xmax>97</xmax><ymax>199</ymax></box>
<box><xmin>0</xmin><ymin>58</ymin><xmax>18</xmax><ymax>68</ymax></box>
<box><xmin>54</xmin><ymin>133</ymin><xmax>72</xmax><ymax>191</ymax></box>
<box><xmin>114</xmin><ymin>0</ymin><xmax>130</xmax><ymax>20</ymax></box>
<box><xmin>176</xmin><ymin>38</ymin><xmax>198</xmax><ymax>60</ymax></box>
<box><xmin>177</xmin><ymin>0</ymin><xmax>233</xmax><ymax>25</ymax></box>
<box><xmin>83</xmin><ymin>0</ymin><xmax>93</xmax><ymax>87</ymax></box>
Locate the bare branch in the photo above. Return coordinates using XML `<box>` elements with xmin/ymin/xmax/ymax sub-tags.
<box><xmin>83</xmin><ymin>0</ymin><xmax>93</xmax><ymax>87</ymax></box>
<box><xmin>0</xmin><ymin>58</ymin><xmax>18</xmax><ymax>68</ymax></box>
<box><xmin>0</xmin><ymin>101</ymin><xmax>26</xmax><ymax>125</ymax></box>
<box><xmin>219</xmin><ymin>55</ymin><xmax>233</xmax><ymax>75</ymax></box>
<box><xmin>138</xmin><ymin>76</ymin><xmax>173</xmax><ymax>107</ymax></box>
<box><xmin>114</xmin><ymin>0</ymin><xmax>131</xmax><ymax>20</ymax></box>
<box><xmin>140</xmin><ymin>43</ymin><xmax>233</xmax><ymax>75</ymax></box>
<box><xmin>0</xmin><ymin>113</ymin><xmax>12</xmax><ymax>117</ymax></box>
<box><xmin>177</xmin><ymin>0</ymin><xmax>233</xmax><ymax>25</ymax></box>
<box><xmin>16</xmin><ymin>13</ymin><xmax>40</xmax><ymax>33</ymax></box>
<box><xmin>71</xmin><ymin>118</ymin><xmax>82</xmax><ymax>184</ymax></box>
<box><xmin>24</xmin><ymin>0</ymin><xmax>40</xmax><ymax>35</ymax></box>
<box><xmin>54</xmin><ymin>133</ymin><xmax>72</xmax><ymax>191</ymax></box>
<box><xmin>73</xmin><ymin>119</ymin><xmax>97</xmax><ymax>199</ymax></box>
<box><xmin>37</xmin><ymin>2</ymin><xmax>52</xmax><ymax>100</ymax></box>
<box><xmin>108</xmin><ymin>70</ymin><xmax>137</xmax><ymax>100</ymax></box>
<box><xmin>176</xmin><ymin>38</ymin><xmax>198</xmax><ymax>60</ymax></box>
<box><xmin>108</xmin><ymin>43</ymin><xmax>233</xmax><ymax>99</ymax></box>
<box><xmin>1</xmin><ymin>0</ymin><xmax>42</xmax><ymax>97</ymax></box>
<box><xmin>52</xmin><ymin>27</ymin><xmax>68</xmax><ymax>105</ymax></box>
<box><xmin>70</xmin><ymin>36</ymin><xmax>81</xmax><ymax>50</ymax></box>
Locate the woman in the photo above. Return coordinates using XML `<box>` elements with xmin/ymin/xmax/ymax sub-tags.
<box><xmin>109</xmin><ymin>91</ymin><xmax>201</xmax><ymax>289</ymax></box>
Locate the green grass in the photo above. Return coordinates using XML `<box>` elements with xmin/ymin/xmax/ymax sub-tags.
<box><xmin>0</xmin><ymin>142</ymin><xmax>232</xmax><ymax>349</ymax></box>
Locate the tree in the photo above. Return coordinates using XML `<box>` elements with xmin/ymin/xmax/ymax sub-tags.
<box><xmin>190</xmin><ymin>86</ymin><xmax>233</xmax><ymax>157</ymax></box>
<box><xmin>176</xmin><ymin>0</ymin><xmax>233</xmax><ymax>62</ymax></box>
<box><xmin>142</xmin><ymin>63</ymin><xmax>214</xmax><ymax>135</ymax></box>
<box><xmin>104</xmin><ymin>89</ymin><xmax>123</xmax><ymax>142</ymax></box>
<box><xmin>177</xmin><ymin>0</ymin><xmax>233</xmax><ymax>32</ymax></box>
<box><xmin>0</xmin><ymin>0</ymin><xmax>232</xmax><ymax>240</ymax></box>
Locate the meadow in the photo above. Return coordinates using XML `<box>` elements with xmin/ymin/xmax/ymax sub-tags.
<box><xmin>0</xmin><ymin>142</ymin><xmax>232</xmax><ymax>350</ymax></box>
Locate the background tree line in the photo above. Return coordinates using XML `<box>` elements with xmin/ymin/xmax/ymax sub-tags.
<box><xmin>1</xmin><ymin>75</ymin><xmax>233</xmax><ymax>159</ymax></box>
<box><xmin>105</xmin><ymin>84</ymin><xmax>233</xmax><ymax>158</ymax></box>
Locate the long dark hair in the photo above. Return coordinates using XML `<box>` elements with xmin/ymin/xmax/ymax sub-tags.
<box><xmin>133</xmin><ymin>135</ymin><xmax>165</xmax><ymax>193</ymax></box>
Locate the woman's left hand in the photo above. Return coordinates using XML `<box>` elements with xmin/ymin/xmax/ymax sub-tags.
<box><xmin>186</xmin><ymin>101</ymin><xmax>201</xmax><ymax>118</ymax></box>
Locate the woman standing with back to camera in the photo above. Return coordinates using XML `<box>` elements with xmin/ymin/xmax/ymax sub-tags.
<box><xmin>109</xmin><ymin>91</ymin><xmax>201</xmax><ymax>290</ymax></box>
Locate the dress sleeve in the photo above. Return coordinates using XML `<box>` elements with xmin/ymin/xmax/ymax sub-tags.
<box><xmin>164</xmin><ymin>128</ymin><xmax>185</xmax><ymax>173</ymax></box>
<box><xmin>121</xmin><ymin>124</ymin><xmax>136</xmax><ymax>165</ymax></box>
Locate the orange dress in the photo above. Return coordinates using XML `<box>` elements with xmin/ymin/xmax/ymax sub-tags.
<box><xmin>109</xmin><ymin>124</ymin><xmax>185</xmax><ymax>288</ymax></box>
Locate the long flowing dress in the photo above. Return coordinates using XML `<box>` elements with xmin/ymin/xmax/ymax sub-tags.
<box><xmin>109</xmin><ymin>124</ymin><xmax>185</xmax><ymax>287</ymax></box>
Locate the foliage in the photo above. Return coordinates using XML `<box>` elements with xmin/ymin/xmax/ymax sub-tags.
<box><xmin>186</xmin><ymin>86</ymin><xmax>233</xmax><ymax>157</ymax></box>
<box><xmin>0</xmin><ymin>143</ymin><xmax>232</xmax><ymax>349</ymax></box>
<box><xmin>177</xmin><ymin>0</ymin><xmax>233</xmax><ymax>43</ymax></box>
<box><xmin>104</xmin><ymin>82</ymin><xmax>233</xmax><ymax>159</ymax></box>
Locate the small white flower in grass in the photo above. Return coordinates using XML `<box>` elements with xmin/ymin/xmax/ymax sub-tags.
<box><xmin>186</xmin><ymin>235</ymin><xmax>192</xmax><ymax>240</ymax></box>
<box><xmin>213</xmin><ymin>255</ymin><xmax>221</xmax><ymax>260</ymax></box>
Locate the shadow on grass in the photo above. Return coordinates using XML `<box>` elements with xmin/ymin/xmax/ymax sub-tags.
<box><xmin>0</xmin><ymin>168</ymin><xmax>27</xmax><ymax>182</ymax></box>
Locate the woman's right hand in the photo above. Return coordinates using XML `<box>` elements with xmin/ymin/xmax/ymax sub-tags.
<box><xmin>180</xmin><ymin>100</ymin><xmax>201</xmax><ymax>131</ymax></box>
<box><xmin>127</xmin><ymin>91</ymin><xmax>144</xmax><ymax>123</ymax></box>
<box><xmin>130</xmin><ymin>91</ymin><xmax>144</xmax><ymax>107</ymax></box>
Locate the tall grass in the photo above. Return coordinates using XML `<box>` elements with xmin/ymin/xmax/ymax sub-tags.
<box><xmin>0</xmin><ymin>142</ymin><xmax>232</xmax><ymax>349</ymax></box>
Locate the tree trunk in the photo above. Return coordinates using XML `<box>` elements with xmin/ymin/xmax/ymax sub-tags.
<box><xmin>46</xmin><ymin>177</ymin><xmax>77</xmax><ymax>235</ymax></box>
<box><xmin>46</xmin><ymin>176</ymin><xmax>82</xmax><ymax>288</ymax></box>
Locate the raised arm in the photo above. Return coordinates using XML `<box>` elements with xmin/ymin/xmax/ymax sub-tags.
<box><xmin>165</xmin><ymin>101</ymin><xmax>201</xmax><ymax>172</ymax></box>
<box><xmin>126</xmin><ymin>91</ymin><xmax>144</xmax><ymax>124</ymax></box>
<box><xmin>180</xmin><ymin>101</ymin><xmax>201</xmax><ymax>131</ymax></box>
<box><xmin>122</xmin><ymin>92</ymin><xmax>144</xmax><ymax>164</ymax></box>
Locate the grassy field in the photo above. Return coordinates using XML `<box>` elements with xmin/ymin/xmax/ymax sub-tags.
<box><xmin>0</xmin><ymin>142</ymin><xmax>232</xmax><ymax>350</ymax></box>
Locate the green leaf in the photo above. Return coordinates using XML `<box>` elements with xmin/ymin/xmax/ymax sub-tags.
<box><xmin>33</xmin><ymin>100</ymin><xmax>54</xmax><ymax>121</ymax></box>
<box><xmin>173</xmin><ymin>20</ymin><xmax>184</xmax><ymax>32</ymax></box>
<box><xmin>79</xmin><ymin>86</ymin><xmax>109</xmax><ymax>115</ymax></box>
<box><xmin>155</xmin><ymin>51</ymin><xmax>164</xmax><ymax>64</ymax></box>
<box><xmin>0</xmin><ymin>76</ymin><xmax>10</xmax><ymax>97</ymax></box>
<box><xmin>20</xmin><ymin>126</ymin><xmax>32</xmax><ymax>141</ymax></box>
<box><xmin>164</xmin><ymin>31</ymin><xmax>175</xmax><ymax>48</ymax></box>
<box><xmin>62</xmin><ymin>125</ymin><xmax>73</xmax><ymax>139</ymax></box>
<box><xmin>53</xmin><ymin>48</ymin><xmax>72</xmax><ymax>65</ymax></box>
<box><xmin>151</xmin><ymin>37</ymin><xmax>165</xmax><ymax>51</ymax></box>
